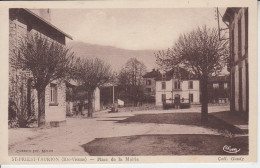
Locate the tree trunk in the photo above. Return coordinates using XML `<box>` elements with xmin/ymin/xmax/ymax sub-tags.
<box><xmin>27</xmin><ymin>78</ymin><xmax>32</xmax><ymax>117</ymax></box>
<box><xmin>201</xmin><ymin>78</ymin><xmax>208</xmax><ymax>124</ymax></box>
<box><xmin>37</xmin><ymin>88</ymin><xmax>46</xmax><ymax>127</ymax></box>
<box><xmin>87</xmin><ymin>91</ymin><xmax>93</xmax><ymax>118</ymax></box>
<box><xmin>80</xmin><ymin>101</ymin><xmax>84</xmax><ymax>116</ymax></box>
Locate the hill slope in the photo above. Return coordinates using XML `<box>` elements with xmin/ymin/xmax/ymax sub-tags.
<box><xmin>68</xmin><ymin>41</ymin><xmax>158</xmax><ymax>72</ymax></box>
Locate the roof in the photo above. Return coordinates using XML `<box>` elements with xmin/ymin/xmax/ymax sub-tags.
<box><xmin>101</xmin><ymin>83</ymin><xmax>118</xmax><ymax>87</ymax></box>
<box><xmin>209</xmin><ymin>75</ymin><xmax>230</xmax><ymax>83</ymax></box>
<box><xmin>22</xmin><ymin>8</ymin><xmax>73</xmax><ymax>40</ymax></box>
<box><xmin>223</xmin><ymin>7</ymin><xmax>241</xmax><ymax>23</ymax></box>
<box><xmin>65</xmin><ymin>80</ymin><xmax>79</xmax><ymax>87</ymax></box>
<box><xmin>143</xmin><ymin>69</ymin><xmax>161</xmax><ymax>78</ymax></box>
<box><xmin>155</xmin><ymin>67</ymin><xmax>197</xmax><ymax>81</ymax></box>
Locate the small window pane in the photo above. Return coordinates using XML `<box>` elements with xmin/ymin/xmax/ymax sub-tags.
<box><xmin>162</xmin><ymin>82</ymin><xmax>166</xmax><ymax>90</ymax></box>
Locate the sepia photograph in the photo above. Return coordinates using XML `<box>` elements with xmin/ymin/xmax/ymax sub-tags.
<box><xmin>0</xmin><ymin>0</ymin><xmax>258</xmax><ymax>164</ymax></box>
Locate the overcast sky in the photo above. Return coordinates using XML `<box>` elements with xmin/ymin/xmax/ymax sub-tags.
<box><xmin>51</xmin><ymin>8</ymin><xmax>227</xmax><ymax>50</ymax></box>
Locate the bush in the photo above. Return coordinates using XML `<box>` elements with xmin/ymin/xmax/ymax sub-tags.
<box><xmin>8</xmin><ymin>99</ymin><xmax>37</xmax><ymax>128</ymax></box>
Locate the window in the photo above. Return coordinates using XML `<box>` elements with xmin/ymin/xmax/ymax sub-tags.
<box><xmin>189</xmin><ymin>93</ymin><xmax>193</xmax><ymax>103</ymax></box>
<box><xmin>27</xmin><ymin>43</ymin><xmax>33</xmax><ymax>49</ymax></box>
<box><xmin>162</xmin><ymin>94</ymin><xmax>166</xmax><ymax>103</ymax></box>
<box><xmin>245</xmin><ymin>8</ymin><xmax>248</xmax><ymax>53</ymax></box>
<box><xmin>162</xmin><ymin>82</ymin><xmax>166</xmax><ymax>90</ymax></box>
<box><xmin>224</xmin><ymin>83</ymin><xmax>228</xmax><ymax>89</ymax></box>
<box><xmin>146</xmin><ymin>88</ymin><xmax>151</xmax><ymax>92</ymax></box>
<box><xmin>27</xmin><ymin>24</ymin><xmax>32</xmax><ymax>32</ymax></box>
<box><xmin>238</xmin><ymin>17</ymin><xmax>242</xmax><ymax>58</ymax></box>
<box><xmin>188</xmin><ymin>81</ymin><xmax>193</xmax><ymax>89</ymax></box>
<box><xmin>162</xmin><ymin>73</ymin><xmax>166</xmax><ymax>79</ymax></box>
<box><xmin>231</xmin><ymin>29</ymin><xmax>234</xmax><ymax>62</ymax></box>
<box><xmin>174</xmin><ymin>81</ymin><xmax>180</xmax><ymax>89</ymax></box>
<box><xmin>146</xmin><ymin>80</ymin><xmax>151</xmax><ymax>85</ymax></box>
<box><xmin>219</xmin><ymin>83</ymin><xmax>224</xmax><ymax>90</ymax></box>
<box><xmin>213</xmin><ymin>83</ymin><xmax>219</xmax><ymax>89</ymax></box>
<box><xmin>50</xmin><ymin>83</ymin><xmax>58</xmax><ymax>105</ymax></box>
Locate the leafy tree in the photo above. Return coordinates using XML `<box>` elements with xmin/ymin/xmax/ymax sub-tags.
<box><xmin>13</xmin><ymin>33</ymin><xmax>75</xmax><ymax>127</ymax></box>
<box><xmin>156</xmin><ymin>26</ymin><xmax>228</xmax><ymax>124</ymax></box>
<box><xmin>118</xmin><ymin>58</ymin><xmax>147</xmax><ymax>106</ymax></box>
<box><xmin>73</xmin><ymin>58</ymin><xmax>111</xmax><ymax>117</ymax></box>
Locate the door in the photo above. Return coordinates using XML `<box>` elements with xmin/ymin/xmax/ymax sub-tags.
<box><xmin>162</xmin><ymin>94</ymin><xmax>166</xmax><ymax>104</ymax></box>
<box><xmin>174</xmin><ymin>94</ymin><xmax>180</xmax><ymax>104</ymax></box>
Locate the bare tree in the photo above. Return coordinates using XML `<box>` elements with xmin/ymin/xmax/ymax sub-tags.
<box><xmin>12</xmin><ymin>33</ymin><xmax>75</xmax><ymax>127</ymax></box>
<box><xmin>118</xmin><ymin>58</ymin><xmax>147</xmax><ymax>106</ymax></box>
<box><xmin>73</xmin><ymin>58</ymin><xmax>111</xmax><ymax>117</ymax></box>
<box><xmin>156</xmin><ymin>26</ymin><xmax>228</xmax><ymax>124</ymax></box>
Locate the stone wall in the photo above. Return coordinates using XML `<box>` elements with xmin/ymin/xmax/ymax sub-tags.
<box><xmin>45</xmin><ymin>81</ymin><xmax>66</xmax><ymax>122</ymax></box>
<box><xmin>229</xmin><ymin>8</ymin><xmax>248</xmax><ymax>114</ymax></box>
<box><xmin>9</xmin><ymin>9</ymin><xmax>67</xmax><ymax>124</ymax></box>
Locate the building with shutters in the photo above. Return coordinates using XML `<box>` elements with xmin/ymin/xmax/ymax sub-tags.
<box><xmin>142</xmin><ymin>69</ymin><xmax>161</xmax><ymax>103</ymax></box>
<box><xmin>9</xmin><ymin>8</ymin><xmax>73</xmax><ymax>126</ymax></box>
<box><xmin>208</xmin><ymin>75</ymin><xmax>230</xmax><ymax>104</ymax></box>
<box><xmin>155</xmin><ymin>68</ymin><xmax>200</xmax><ymax>106</ymax></box>
<box><xmin>223</xmin><ymin>8</ymin><xmax>248</xmax><ymax>116</ymax></box>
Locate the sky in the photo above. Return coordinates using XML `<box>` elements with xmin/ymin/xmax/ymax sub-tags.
<box><xmin>51</xmin><ymin>8</ymin><xmax>228</xmax><ymax>50</ymax></box>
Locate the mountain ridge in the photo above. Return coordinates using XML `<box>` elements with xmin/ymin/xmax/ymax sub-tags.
<box><xmin>68</xmin><ymin>41</ymin><xmax>158</xmax><ymax>72</ymax></box>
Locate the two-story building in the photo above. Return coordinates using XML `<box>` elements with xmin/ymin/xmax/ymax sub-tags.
<box><xmin>9</xmin><ymin>8</ymin><xmax>73</xmax><ymax>126</ymax></box>
<box><xmin>208</xmin><ymin>75</ymin><xmax>230</xmax><ymax>104</ymax></box>
<box><xmin>143</xmin><ymin>69</ymin><xmax>161</xmax><ymax>103</ymax></box>
<box><xmin>223</xmin><ymin>8</ymin><xmax>248</xmax><ymax>116</ymax></box>
<box><xmin>155</xmin><ymin>68</ymin><xmax>200</xmax><ymax>106</ymax></box>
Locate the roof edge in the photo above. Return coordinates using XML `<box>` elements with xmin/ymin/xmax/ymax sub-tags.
<box><xmin>24</xmin><ymin>8</ymin><xmax>73</xmax><ymax>40</ymax></box>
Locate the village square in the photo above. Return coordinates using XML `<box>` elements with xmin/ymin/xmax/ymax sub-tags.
<box><xmin>8</xmin><ymin>8</ymin><xmax>249</xmax><ymax>156</ymax></box>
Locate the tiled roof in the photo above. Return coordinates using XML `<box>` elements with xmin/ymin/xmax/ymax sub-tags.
<box><xmin>143</xmin><ymin>69</ymin><xmax>161</xmax><ymax>78</ymax></box>
<box><xmin>22</xmin><ymin>8</ymin><xmax>73</xmax><ymax>40</ymax></box>
<box><xmin>209</xmin><ymin>75</ymin><xmax>230</xmax><ymax>82</ymax></box>
<box><xmin>155</xmin><ymin>67</ymin><xmax>197</xmax><ymax>81</ymax></box>
<box><xmin>223</xmin><ymin>7</ymin><xmax>241</xmax><ymax>23</ymax></box>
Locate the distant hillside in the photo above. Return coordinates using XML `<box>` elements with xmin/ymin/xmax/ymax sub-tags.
<box><xmin>68</xmin><ymin>41</ymin><xmax>158</xmax><ymax>72</ymax></box>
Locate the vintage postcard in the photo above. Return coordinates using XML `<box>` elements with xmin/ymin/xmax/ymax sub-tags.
<box><xmin>0</xmin><ymin>0</ymin><xmax>258</xmax><ymax>165</ymax></box>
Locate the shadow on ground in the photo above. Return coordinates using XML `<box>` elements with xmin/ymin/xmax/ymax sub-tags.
<box><xmin>109</xmin><ymin>112</ymin><xmax>245</xmax><ymax>134</ymax></box>
<box><xmin>82</xmin><ymin>134</ymin><xmax>248</xmax><ymax>156</ymax></box>
<box><xmin>210</xmin><ymin>111</ymin><xmax>248</xmax><ymax>125</ymax></box>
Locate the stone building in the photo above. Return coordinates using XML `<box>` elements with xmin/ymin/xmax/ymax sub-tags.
<box><xmin>223</xmin><ymin>8</ymin><xmax>248</xmax><ymax>116</ymax></box>
<box><xmin>155</xmin><ymin>68</ymin><xmax>200</xmax><ymax>106</ymax></box>
<box><xmin>9</xmin><ymin>8</ymin><xmax>73</xmax><ymax>125</ymax></box>
<box><xmin>142</xmin><ymin>69</ymin><xmax>161</xmax><ymax>103</ymax></box>
<box><xmin>208</xmin><ymin>75</ymin><xmax>230</xmax><ymax>104</ymax></box>
<box><xmin>66</xmin><ymin>81</ymin><xmax>101</xmax><ymax>115</ymax></box>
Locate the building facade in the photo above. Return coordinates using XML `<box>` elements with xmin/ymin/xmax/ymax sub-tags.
<box><xmin>223</xmin><ymin>8</ymin><xmax>248</xmax><ymax>115</ymax></box>
<box><xmin>143</xmin><ymin>69</ymin><xmax>161</xmax><ymax>103</ymax></box>
<box><xmin>155</xmin><ymin>68</ymin><xmax>200</xmax><ymax>106</ymax></box>
<box><xmin>9</xmin><ymin>8</ymin><xmax>73</xmax><ymax>125</ymax></box>
<box><xmin>208</xmin><ymin>75</ymin><xmax>230</xmax><ymax>104</ymax></box>
<box><xmin>66</xmin><ymin>81</ymin><xmax>101</xmax><ymax>115</ymax></box>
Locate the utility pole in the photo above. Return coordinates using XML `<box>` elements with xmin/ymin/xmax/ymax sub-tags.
<box><xmin>216</xmin><ymin>7</ymin><xmax>229</xmax><ymax>41</ymax></box>
<box><xmin>112</xmin><ymin>84</ymin><xmax>114</xmax><ymax>104</ymax></box>
<box><xmin>217</xmin><ymin>8</ymin><xmax>221</xmax><ymax>40</ymax></box>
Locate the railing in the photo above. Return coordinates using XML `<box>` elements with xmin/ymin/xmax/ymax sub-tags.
<box><xmin>164</xmin><ymin>98</ymin><xmax>190</xmax><ymax>104</ymax></box>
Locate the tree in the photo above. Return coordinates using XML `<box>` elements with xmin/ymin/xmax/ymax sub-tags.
<box><xmin>13</xmin><ymin>33</ymin><xmax>75</xmax><ymax>127</ymax></box>
<box><xmin>118</xmin><ymin>58</ymin><xmax>147</xmax><ymax>106</ymax></box>
<box><xmin>73</xmin><ymin>58</ymin><xmax>111</xmax><ymax>117</ymax></box>
<box><xmin>156</xmin><ymin>26</ymin><xmax>228</xmax><ymax>124</ymax></box>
